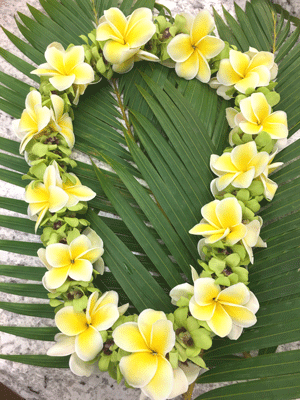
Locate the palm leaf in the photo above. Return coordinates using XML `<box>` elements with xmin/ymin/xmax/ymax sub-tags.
<box><xmin>0</xmin><ymin>0</ymin><xmax>299</xmax><ymax>396</ymax></box>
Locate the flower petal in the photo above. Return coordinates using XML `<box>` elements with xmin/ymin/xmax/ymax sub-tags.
<box><xmin>250</xmin><ymin>152</ymin><xmax>270</xmax><ymax>177</ymax></box>
<box><xmin>191</xmin><ymin>10</ymin><xmax>215</xmax><ymax>43</ymax></box>
<box><xmin>248</xmin><ymin>51</ymin><xmax>274</xmax><ymax>71</ymax></box>
<box><xmin>229</xmin><ymin>50</ymin><xmax>250</xmax><ymax>77</ymax></box>
<box><xmin>49</xmin><ymin>74</ymin><xmax>76</xmax><ymax>91</ymax></box>
<box><xmin>104</xmin><ymin>7</ymin><xmax>127</xmax><ymax>37</ymax></box>
<box><xmin>217</xmin><ymin>282</ymin><xmax>250</xmax><ymax>305</ymax></box>
<box><xmin>120</xmin><ymin>352</ymin><xmax>158</xmax><ymax>388</ymax></box>
<box><xmin>138</xmin><ymin>309</ymin><xmax>167</xmax><ymax>347</ymax></box>
<box><xmin>69</xmin><ymin>259</ymin><xmax>93</xmax><ymax>282</ymax></box>
<box><xmin>251</xmin><ymin>92</ymin><xmax>271</xmax><ymax>123</ymax></box>
<box><xmin>72</xmin><ymin>63</ymin><xmax>95</xmax><ymax>85</ymax></box>
<box><xmin>48</xmin><ymin>186</ymin><xmax>69</xmax><ymax>212</ymax></box>
<box><xmin>70</xmin><ymin>235</ymin><xmax>92</xmax><ymax>260</ymax></box>
<box><xmin>189</xmin><ymin>296</ymin><xmax>216</xmax><ymax>320</ymax></box>
<box><xmin>169</xmin><ymin>283</ymin><xmax>194</xmax><ymax>305</ymax></box>
<box><xmin>201</xmin><ymin>200</ymin><xmax>222</xmax><ymax>228</ymax></box>
<box><xmin>217</xmin><ymin>173</ymin><xmax>239</xmax><ymax>191</ymax></box>
<box><xmin>46</xmin><ymin>243</ymin><xmax>71</xmax><ymax>267</ymax></box>
<box><xmin>167</xmin><ymin>367</ymin><xmax>189</xmax><ymax>399</ymax></box>
<box><xmin>226</xmin><ymin>223</ymin><xmax>247</xmax><ymax>245</ymax></box>
<box><xmin>150</xmin><ymin>319</ymin><xmax>175</xmax><ymax>356</ymax></box>
<box><xmin>90</xmin><ymin>303</ymin><xmax>119</xmax><ymax>331</ymax></box>
<box><xmin>112</xmin><ymin>58</ymin><xmax>134</xmax><ymax>74</ymax></box>
<box><xmin>217</xmin><ymin>59</ymin><xmax>241</xmax><ymax>86</ymax></box>
<box><xmin>234</xmin><ymin>72</ymin><xmax>260</xmax><ymax>93</ymax></box>
<box><xmin>222</xmin><ymin>303</ymin><xmax>257</xmax><ymax>328</ymax></box>
<box><xmin>232</xmin><ymin>169</ymin><xmax>255</xmax><ymax>189</ymax></box>
<box><xmin>215</xmin><ymin>197</ymin><xmax>242</xmax><ymax>229</ymax></box>
<box><xmin>245</xmin><ymin>291</ymin><xmax>260</xmax><ymax>314</ymax></box>
<box><xmin>47</xmin><ymin>334</ymin><xmax>75</xmax><ymax>356</ymax></box>
<box><xmin>104</xmin><ymin>40</ymin><xmax>138</xmax><ymax>64</ymax></box>
<box><xmin>96</xmin><ymin>21</ymin><xmax>123</xmax><ymax>42</ymax></box>
<box><xmin>212</xmin><ymin>152</ymin><xmax>238</xmax><ymax>174</ymax></box>
<box><xmin>231</xmin><ymin>141</ymin><xmax>257</xmax><ymax>170</ymax></box>
<box><xmin>208</xmin><ymin>303</ymin><xmax>232</xmax><ymax>337</ymax></box>
<box><xmin>175</xmin><ymin>50</ymin><xmax>199</xmax><ymax>80</ymax></box>
<box><xmin>227</xmin><ymin>324</ymin><xmax>243</xmax><ymax>340</ymax></box>
<box><xmin>113</xmin><ymin>322</ymin><xmax>149</xmax><ymax>352</ymax></box>
<box><xmin>45</xmin><ymin>43</ymin><xmax>64</xmax><ymax>72</ymax></box>
<box><xmin>196</xmin><ymin>51</ymin><xmax>211</xmax><ymax>83</ymax></box>
<box><xmin>75</xmin><ymin>325</ymin><xmax>103</xmax><ymax>361</ymax></box>
<box><xmin>167</xmin><ymin>34</ymin><xmax>193</xmax><ymax>63</ymax></box>
<box><xmin>65</xmin><ymin>183</ymin><xmax>96</xmax><ymax>202</ymax></box>
<box><xmin>196</xmin><ymin>36</ymin><xmax>224</xmax><ymax>59</ymax></box>
<box><xmin>94</xmin><ymin>290</ymin><xmax>118</xmax><ymax>311</ymax></box>
<box><xmin>64</xmin><ymin>46</ymin><xmax>84</xmax><ymax>72</ymax></box>
<box><xmin>194</xmin><ymin>277</ymin><xmax>220</xmax><ymax>305</ymax></box>
<box><xmin>239</xmin><ymin>121</ymin><xmax>263</xmax><ymax>135</ymax></box>
<box><xmin>244</xmin><ymin>219</ymin><xmax>262</xmax><ymax>247</ymax></box>
<box><xmin>125</xmin><ymin>18</ymin><xmax>156</xmax><ymax>48</ymax></box>
<box><xmin>142</xmin><ymin>356</ymin><xmax>174</xmax><ymax>400</ymax></box>
<box><xmin>69</xmin><ymin>353</ymin><xmax>96</xmax><ymax>377</ymax></box>
<box><xmin>43</xmin><ymin>265</ymin><xmax>70</xmax><ymax>290</ymax></box>
<box><xmin>55</xmin><ymin>306</ymin><xmax>87</xmax><ymax>336</ymax></box>
<box><xmin>251</xmin><ymin>65</ymin><xmax>271</xmax><ymax>86</ymax></box>
<box><xmin>25</xmin><ymin>90</ymin><xmax>42</xmax><ymax>117</ymax></box>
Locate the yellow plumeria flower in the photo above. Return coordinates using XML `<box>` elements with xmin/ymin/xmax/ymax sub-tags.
<box><xmin>73</xmin><ymin>83</ymin><xmax>88</xmax><ymax>105</ymax></box>
<box><xmin>189</xmin><ymin>197</ymin><xmax>247</xmax><ymax>245</ymax></box>
<box><xmin>54</xmin><ymin>291</ymin><xmax>120</xmax><ymax>361</ymax></box>
<box><xmin>39</xmin><ymin>230</ymin><xmax>104</xmax><ymax>290</ymax></box>
<box><xmin>96</xmin><ymin>8</ymin><xmax>157</xmax><ymax>73</ymax></box>
<box><xmin>216</xmin><ymin>48</ymin><xmax>277</xmax><ymax>94</ymax></box>
<box><xmin>12</xmin><ymin>90</ymin><xmax>51</xmax><ymax>153</ymax></box>
<box><xmin>210</xmin><ymin>141</ymin><xmax>270</xmax><ymax>191</ymax></box>
<box><xmin>167</xmin><ymin>10</ymin><xmax>224</xmax><ymax>82</ymax></box>
<box><xmin>47</xmin><ymin>333</ymin><xmax>98</xmax><ymax>377</ymax></box>
<box><xmin>112</xmin><ymin>49</ymin><xmax>159</xmax><ymax>74</ymax></box>
<box><xmin>189</xmin><ymin>278</ymin><xmax>257</xmax><ymax>337</ymax></box>
<box><xmin>25</xmin><ymin>164</ymin><xmax>69</xmax><ymax>231</ymax></box>
<box><xmin>49</xmin><ymin>95</ymin><xmax>75</xmax><ymax>148</ymax></box>
<box><xmin>235</xmin><ymin>92</ymin><xmax>288</xmax><ymax>139</ymax></box>
<box><xmin>31</xmin><ymin>42</ymin><xmax>95</xmax><ymax>92</ymax></box>
<box><xmin>242</xmin><ymin>218</ymin><xmax>266</xmax><ymax>264</ymax></box>
<box><xmin>259</xmin><ymin>149</ymin><xmax>283</xmax><ymax>200</ymax></box>
<box><xmin>52</xmin><ymin>161</ymin><xmax>96</xmax><ymax>208</ymax></box>
<box><xmin>113</xmin><ymin>309</ymin><xmax>176</xmax><ymax>400</ymax></box>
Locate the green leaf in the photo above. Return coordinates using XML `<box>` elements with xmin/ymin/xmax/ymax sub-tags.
<box><xmin>0</xmin><ymin>265</ymin><xmax>46</xmax><ymax>281</ymax></box>
<box><xmin>0</xmin><ymin>354</ymin><xmax>69</xmax><ymax>368</ymax></box>
<box><xmin>0</xmin><ymin>283</ymin><xmax>48</xmax><ymax>299</ymax></box>
<box><xmin>0</xmin><ymin>326</ymin><xmax>59</xmax><ymax>341</ymax></box>
<box><xmin>0</xmin><ymin>302</ymin><xmax>54</xmax><ymax>318</ymax></box>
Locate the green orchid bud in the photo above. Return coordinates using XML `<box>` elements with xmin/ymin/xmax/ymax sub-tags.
<box><xmin>236</xmin><ymin>189</ymin><xmax>250</xmax><ymax>202</ymax></box>
<box><xmin>243</xmin><ymin>206</ymin><xmax>255</xmax><ymax>220</ymax></box>
<box><xmin>248</xmin><ymin>180</ymin><xmax>264</xmax><ymax>196</ymax></box>
<box><xmin>174</xmin><ymin>307</ymin><xmax>188</xmax><ymax>326</ymax></box>
<box><xmin>191</xmin><ymin>328</ymin><xmax>213</xmax><ymax>350</ymax></box>
<box><xmin>209</xmin><ymin>257</ymin><xmax>226</xmax><ymax>274</ymax></box>
<box><xmin>225</xmin><ymin>253</ymin><xmax>240</xmax><ymax>268</ymax></box>
<box><xmin>245</xmin><ymin>199</ymin><xmax>260</xmax><ymax>213</ymax></box>
<box><xmin>242</xmin><ymin>133</ymin><xmax>253</xmax><ymax>143</ymax></box>
<box><xmin>232</xmin><ymin>266</ymin><xmax>249</xmax><ymax>283</ymax></box>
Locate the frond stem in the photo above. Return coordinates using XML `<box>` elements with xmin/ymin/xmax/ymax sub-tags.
<box><xmin>182</xmin><ymin>381</ymin><xmax>196</xmax><ymax>400</ymax></box>
<box><xmin>91</xmin><ymin>0</ymin><xmax>99</xmax><ymax>25</ymax></box>
<box><xmin>272</xmin><ymin>10</ymin><xmax>277</xmax><ymax>53</ymax></box>
<box><xmin>111</xmin><ymin>78</ymin><xmax>134</xmax><ymax>139</ymax></box>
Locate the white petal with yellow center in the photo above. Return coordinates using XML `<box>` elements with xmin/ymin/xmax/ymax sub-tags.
<box><xmin>69</xmin><ymin>259</ymin><xmax>93</xmax><ymax>282</ymax></box>
<box><xmin>45</xmin><ymin>43</ymin><xmax>64</xmax><ymax>73</ymax></box>
<box><xmin>125</xmin><ymin>18</ymin><xmax>156</xmax><ymax>48</ymax></box>
<box><xmin>142</xmin><ymin>356</ymin><xmax>174</xmax><ymax>400</ymax></box>
<box><xmin>196</xmin><ymin>51</ymin><xmax>211</xmax><ymax>83</ymax></box>
<box><xmin>169</xmin><ymin>283</ymin><xmax>194</xmax><ymax>305</ymax></box>
<box><xmin>64</xmin><ymin>46</ymin><xmax>84</xmax><ymax>73</ymax></box>
<box><xmin>194</xmin><ymin>277</ymin><xmax>220</xmax><ymax>305</ymax></box>
<box><xmin>230</xmin><ymin>50</ymin><xmax>250</xmax><ymax>77</ymax></box>
<box><xmin>55</xmin><ymin>306</ymin><xmax>87</xmax><ymax>336</ymax></box>
<box><xmin>48</xmin><ymin>186</ymin><xmax>69</xmax><ymax>212</ymax></box>
<box><xmin>217</xmin><ymin>59</ymin><xmax>241</xmax><ymax>86</ymax></box>
<box><xmin>104</xmin><ymin>7</ymin><xmax>127</xmax><ymax>37</ymax></box>
<box><xmin>201</xmin><ymin>200</ymin><xmax>222</xmax><ymax>228</ymax></box>
<box><xmin>150</xmin><ymin>319</ymin><xmax>175</xmax><ymax>356</ymax></box>
<box><xmin>196</xmin><ymin>36</ymin><xmax>224</xmax><ymax>59</ymax></box>
<box><xmin>215</xmin><ymin>197</ymin><xmax>242</xmax><ymax>229</ymax></box>
<box><xmin>113</xmin><ymin>322</ymin><xmax>149</xmax><ymax>353</ymax></box>
<box><xmin>240</xmin><ymin>96</ymin><xmax>258</xmax><ymax>124</ymax></box>
<box><xmin>175</xmin><ymin>50</ymin><xmax>199</xmax><ymax>80</ymax></box>
<box><xmin>234</xmin><ymin>72</ymin><xmax>260</xmax><ymax>94</ymax></box>
<box><xmin>46</xmin><ymin>243</ymin><xmax>71</xmax><ymax>267</ymax></box>
<box><xmin>103</xmin><ymin>40</ymin><xmax>138</xmax><ymax>64</ymax></box>
<box><xmin>251</xmin><ymin>92</ymin><xmax>271</xmax><ymax>123</ymax></box>
<box><xmin>248</xmin><ymin>51</ymin><xmax>274</xmax><ymax>71</ymax></box>
<box><xmin>47</xmin><ymin>334</ymin><xmax>75</xmax><ymax>356</ymax></box>
<box><xmin>217</xmin><ymin>282</ymin><xmax>250</xmax><ymax>305</ymax></box>
<box><xmin>167</xmin><ymin>367</ymin><xmax>189</xmax><ymax>399</ymax></box>
<box><xmin>226</xmin><ymin>223</ymin><xmax>247</xmax><ymax>245</ymax></box>
<box><xmin>69</xmin><ymin>353</ymin><xmax>96</xmax><ymax>377</ymax></box>
<box><xmin>50</xmin><ymin>74</ymin><xmax>76</xmax><ymax>92</ymax></box>
<box><xmin>94</xmin><ymin>290</ymin><xmax>118</xmax><ymax>310</ymax></box>
<box><xmin>43</xmin><ymin>265</ymin><xmax>70</xmax><ymax>290</ymax></box>
<box><xmin>138</xmin><ymin>309</ymin><xmax>167</xmax><ymax>346</ymax></box>
<box><xmin>90</xmin><ymin>303</ymin><xmax>119</xmax><ymax>331</ymax></box>
<box><xmin>191</xmin><ymin>10</ymin><xmax>215</xmax><ymax>44</ymax></box>
<box><xmin>120</xmin><ymin>352</ymin><xmax>158</xmax><ymax>388</ymax></box>
<box><xmin>75</xmin><ymin>325</ymin><xmax>103</xmax><ymax>361</ymax></box>
<box><xmin>72</xmin><ymin>63</ymin><xmax>95</xmax><ymax>85</ymax></box>
<box><xmin>189</xmin><ymin>297</ymin><xmax>216</xmax><ymax>320</ymax></box>
<box><xmin>221</xmin><ymin>303</ymin><xmax>257</xmax><ymax>327</ymax></box>
<box><xmin>167</xmin><ymin>34</ymin><xmax>193</xmax><ymax>63</ymax></box>
<box><xmin>208</xmin><ymin>302</ymin><xmax>232</xmax><ymax>337</ymax></box>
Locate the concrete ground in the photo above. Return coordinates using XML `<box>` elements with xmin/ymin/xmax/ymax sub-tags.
<box><xmin>0</xmin><ymin>0</ymin><xmax>300</xmax><ymax>399</ymax></box>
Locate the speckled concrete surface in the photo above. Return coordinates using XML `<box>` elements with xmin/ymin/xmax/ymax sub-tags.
<box><xmin>0</xmin><ymin>1</ymin><xmax>300</xmax><ymax>399</ymax></box>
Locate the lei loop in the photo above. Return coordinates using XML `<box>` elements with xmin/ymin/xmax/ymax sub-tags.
<box><xmin>11</xmin><ymin>4</ymin><xmax>288</xmax><ymax>400</ymax></box>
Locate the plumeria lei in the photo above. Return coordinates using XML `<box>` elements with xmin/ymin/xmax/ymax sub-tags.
<box><xmin>11</xmin><ymin>5</ymin><xmax>288</xmax><ymax>400</ymax></box>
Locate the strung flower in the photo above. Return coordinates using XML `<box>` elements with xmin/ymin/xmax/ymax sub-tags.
<box><xmin>12</xmin><ymin>90</ymin><xmax>51</xmax><ymax>153</ymax></box>
<box><xmin>49</xmin><ymin>95</ymin><xmax>75</xmax><ymax>148</ymax></box>
<box><xmin>31</xmin><ymin>42</ymin><xmax>95</xmax><ymax>92</ymax></box>
<box><xmin>40</xmin><ymin>229</ymin><xmax>104</xmax><ymax>290</ymax></box>
<box><xmin>167</xmin><ymin>10</ymin><xmax>224</xmax><ymax>82</ymax></box>
<box><xmin>189</xmin><ymin>197</ymin><xmax>247</xmax><ymax>245</ymax></box>
<box><xmin>53</xmin><ymin>291</ymin><xmax>120</xmax><ymax>361</ymax></box>
<box><xmin>47</xmin><ymin>333</ymin><xmax>98</xmax><ymax>377</ymax></box>
<box><xmin>216</xmin><ymin>48</ymin><xmax>277</xmax><ymax>94</ymax></box>
<box><xmin>210</xmin><ymin>141</ymin><xmax>270</xmax><ymax>191</ymax></box>
<box><xmin>242</xmin><ymin>218</ymin><xmax>266</xmax><ymax>264</ymax></box>
<box><xmin>258</xmin><ymin>150</ymin><xmax>283</xmax><ymax>200</ymax></box>
<box><xmin>189</xmin><ymin>278</ymin><xmax>257</xmax><ymax>337</ymax></box>
<box><xmin>73</xmin><ymin>83</ymin><xmax>88</xmax><ymax>105</ymax></box>
<box><xmin>25</xmin><ymin>164</ymin><xmax>69</xmax><ymax>231</ymax></box>
<box><xmin>113</xmin><ymin>309</ymin><xmax>176</xmax><ymax>400</ymax></box>
<box><xmin>234</xmin><ymin>93</ymin><xmax>288</xmax><ymax>140</ymax></box>
<box><xmin>96</xmin><ymin>8</ymin><xmax>157</xmax><ymax>73</ymax></box>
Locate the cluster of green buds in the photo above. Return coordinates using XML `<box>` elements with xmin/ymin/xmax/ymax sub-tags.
<box><xmin>80</xmin><ymin>31</ymin><xmax>114</xmax><ymax>80</ymax></box>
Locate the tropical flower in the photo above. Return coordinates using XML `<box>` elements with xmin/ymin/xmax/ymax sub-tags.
<box><xmin>242</xmin><ymin>218</ymin><xmax>266</xmax><ymax>264</ymax></box>
<box><xmin>167</xmin><ymin>10</ymin><xmax>224</xmax><ymax>82</ymax></box>
<box><xmin>52</xmin><ymin>161</ymin><xmax>96</xmax><ymax>208</ymax></box>
<box><xmin>53</xmin><ymin>291</ymin><xmax>120</xmax><ymax>361</ymax></box>
<box><xmin>210</xmin><ymin>141</ymin><xmax>270</xmax><ymax>191</ymax></box>
<box><xmin>189</xmin><ymin>278</ymin><xmax>257</xmax><ymax>337</ymax></box>
<box><xmin>234</xmin><ymin>93</ymin><xmax>288</xmax><ymax>139</ymax></box>
<box><xmin>96</xmin><ymin>8</ymin><xmax>157</xmax><ymax>73</ymax></box>
<box><xmin>215</xmin><ymin>48</ymin><xmax>277</xmax><ymax>94</ymax></box>
<box><xmin>72</xmin><ymin>84</ymin><xmax>88</xmax><ymax>105</ymax></box>
<box><xmin>25</xmin><ymin>164</ymin><xmax>69</xmax><ymax>231</ymax></box>
<box><xmin>189</xmin><ymin>197</ymin><xmax>247</xmax><ymax>245</ymax></box>
<box><xmin>47</xmin><ymin>333</ymin><xmax>98</xmax><ymax>377</ymax></box>
<box><xmin>39</xmin><ymin>229</ymin><xmax>104</xmax><ymax>290</ymax></box>
<box><xmin>113</xmin><ymin>309</ymin><xmax>176</xmax><ymax>400</ymax></box>
<box><xmin>49</xmin><ymin>95</ymin><xmax>75</xmax><ymax>148</ymax></box>
<box><xmin>12</xmin><ymin>90</ymin><xmax>51</xmax><ymax>153</ymax></box>
<box><xmin>31</xmin><ymin>42</ymin><xmax>95</xmax><ymax>92</ymax></box>
<box><xmin>258</xmin><ymin>149</ymin><xmax>283</xmax><ymax>200</ymax></box>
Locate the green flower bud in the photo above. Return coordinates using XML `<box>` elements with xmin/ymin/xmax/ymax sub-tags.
<box><xmin>98</xmin><ymin>355</ymin><xmax>111</xmax><ymax>371</ymax></box>
<box><xmin>245</xmin><ymin>87</ymin><xmax>255</xmax><ymax>96</ymax></box>
<box><xmin>248</xmin><ymin>180</ymin><xmax>264</xmax><ymax>196</ymax></box>
<box><xmin>188</xmin><ymin>355</ymin><xmax>206</xmax><ymax>368</ymax></box>
<box><xmin>186</xmin><ymin>316</ymin><xmax>200</xmax><ymax>332</ymax></box>
<box><xmin>209</xmin><ymin>257</ymin><xmax>226</xmax><ymax>274</ymax></box>
<box><xmin>228</xmin><ymin>273</ymin><xmax>239</xmax><ymax>284</ymax></box>
<box><xmin>175</xmin><ymin>342</ymin><xmax>187</xmax><ymax>362</ymax></box>
<box><xmin>191</xmin><ymin>328</ymin><xmax>213</xmax><ymax>350</ymax></box>
<box><xmin>243</xmin><ymin>207</ymin><xmax>255</xmax><ymax>220</ymax></box>
<box><xmin>168</xmin><ymin>350</ymin><xmax>179</xmax><ymax>369</ymax></box>
<box><xmin>215</xmin><ymin>275</ymin><xmax>231</xmax><ymax>286</ymax></box>
<box><xmin>256</xmin><ymin>87</ymin><xmax>270</xmax><ymax>95</ymax></box>
<box><xmin>245</xmin><ymin>199</ymin><xmax>260</xmax><ymax>213</ymax></box>
<box><xmin>174</xmin><ymin>307</ymin><xmax>188</xmax><ymax>326</ymax></box>
<box><xmin>235</xmin><ymin>94</ymin><xmax>247</xmax><ymax>107</ymax></box>
<box><xmin>265</xmin><ymin>91</ymin><xmax>280</xmax><ymax>107</ymax></box>
<box><xmin>225</xmin><ymin>253</ymin><xmax>240</xmax><ymax>268</ymax></box>
<box><xmin>267</xmin><ymin>81</ymin><xmax>278</xmax><ymax>90</ymax></box>
<box><xmin>236</xmin><ymin>189</ymin><xmax>250</xmax><ymax>202</ymax></box>
<box><xmin>232</xmin><ymin>266</ymin><xmax>249</xmax><ymax>283</ymax></box>
<box><xmin>176</xmin><ymin>297</ymin><xmax>190</xmax><ymax>307</ymax></box>
<box><xmin>255</xmin><ymin>131</ymin><xmax>272</xmax><ymax>148</ymax></box>
<box><xmin>242</xmin><ymin>133</ymin><xmax>253</xmax><ymax>143</ymax></box>
<box><xmin>96</xmin><ymin>58</ymin><xmax>107</xmax><ymax>74</ymax></box>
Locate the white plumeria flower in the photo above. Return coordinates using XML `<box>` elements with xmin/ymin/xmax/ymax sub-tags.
<box><xmin>12</xmin><ymin>90</ymin><xmax>51</xmax><ymax>153</ymax></box>
<box><xmin>242</xmin><ymin>218</ymin><xmax>266</xmax><ymax>264</ymax></box>
<box><xmin>258</xmin><ymin>149</ymin><xmax>283</xmax><ymax>200</ymax></box>
<box><xmin>216</xmin><ymin>48</ymin><xmax>277</xmax><ymax>94</ymax></box>
<box><xmin>167</xmin><ymin>10</ymin><xmax>224</xmax><ymax>82</ymax></box>
<box><xmin>52</xmin><ymin>161</ymin><xmax>96</xmax><ymax>208</ymax></box>
<box><xmin>234</xmin><ymin>93</ymin><xmax>288</xmax><ymax>140</ymax></box>
<box><xmin>209</xmin><ymin>77</ymin><xmax>233</xmax><ymax>100</ymax></box>
<box><xmin>53</xmin><ymin>291</ymin><xmax>120</xmax><ymax>361</ymax></box>
<box><xmin>39</xmin><ymin>229</ymin><xmax>104</xmax><ymax>290</ymax></box>
<box><xmin>49</xmin><ymin>95</ymin><xmax>75</xmax><ymax>148</ymax></box>
<box><xmin>72</xmin><ymin>83</ymin><xmax>88</xmax><ymax>105</ymax></box>
<box><xmin>96</xmin><ymin>7</ymin><xmax>157</xmax><ymax>73</ymax></box>
<box><xmin>210</xmin><ymin>141</ymin><xmax>270</xmax><ymax>191</ymax></box>
<box><xmin>32</xmin><ymin>42</ymin><xmax>95</xmax><ymax>92</ymax></box>
<box><xmin>139</xmin><ymin>361</ymin><xmax>201</xmax><ymax>400</ymax></box>
<box><xmin>47</xmin><ymin>333</ymin><xmax>98</xmax><ymax>377</ymax></box>
<box><xmin>227</xmin><ymin>291</ymin><xmax>260</xmax><ymax>340</ymax></box>
<box><xmin>25</xmin><ymin>164</ymin><xmax>69</xmax><ymax>231</ymax></box>
<box><xmin>113</xmin><ymin>309</ymin><xmax>176</xmax><ymax>400</ymax></box>
<box><xmin>189</xmin><ymin>278</ymin><xmax>257</xmax><ymax>337</ymax></box>
<box><xmin>189</xmin><ymin>197</ymin><xmax>247</xmax><ymax>245</ymax></box>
